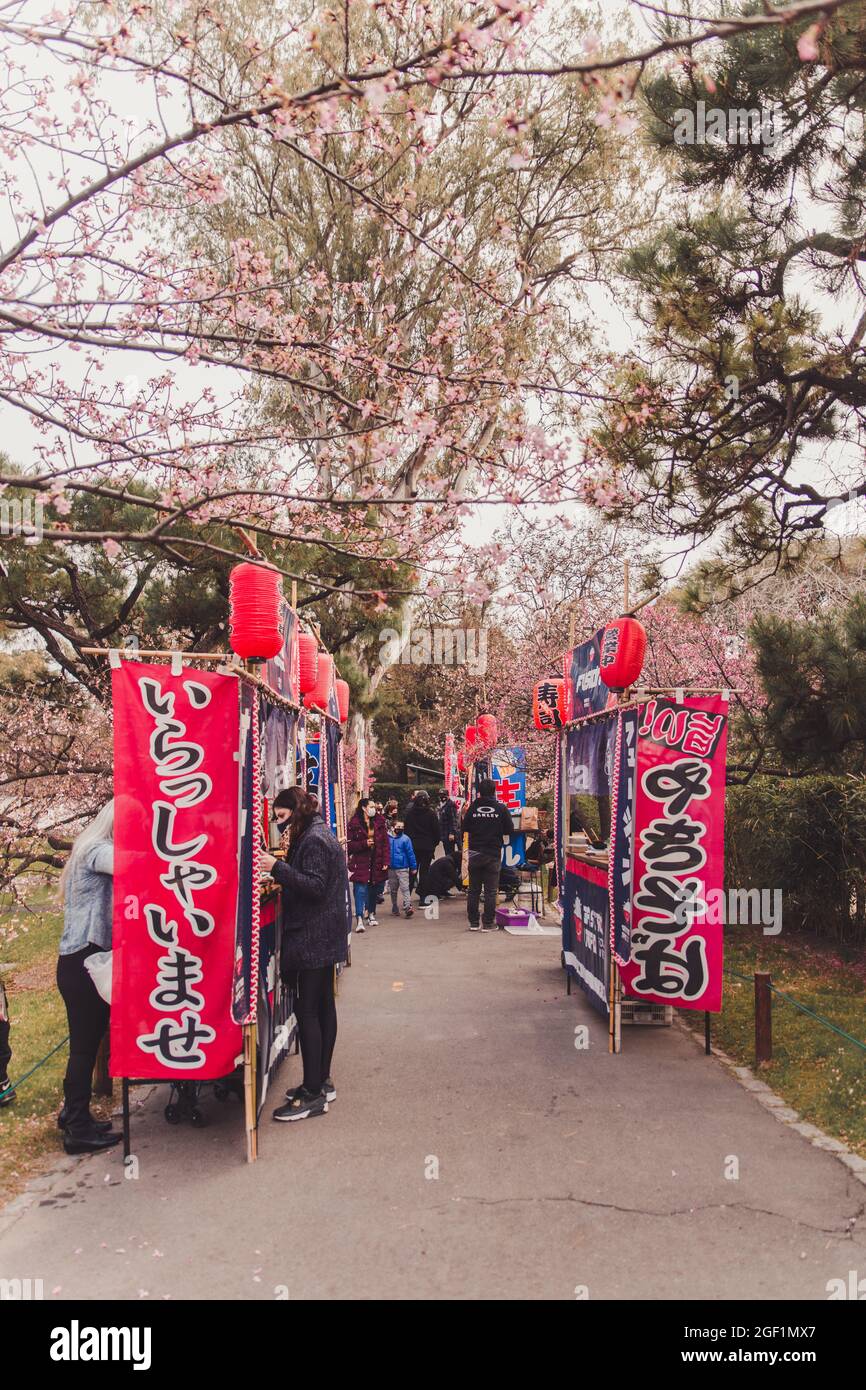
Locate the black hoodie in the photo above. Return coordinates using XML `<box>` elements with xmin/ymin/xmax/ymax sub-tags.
<box><xmin>461</xmin><ymin>796</ymin><xmax>514</xmax><ymax>856</ymax></box>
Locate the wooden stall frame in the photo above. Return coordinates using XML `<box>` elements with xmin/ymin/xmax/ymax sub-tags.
<box><xmin>88</xmin><ymin>611</ymin><xmax>347</xmax><ymax>1163</ymax></box>
<box><xmin>559</xmin><ymin>562</ymin><xmax>734</xmax><ymax>1055</ymax></box>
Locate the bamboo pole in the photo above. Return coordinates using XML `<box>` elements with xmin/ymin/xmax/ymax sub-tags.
<box><xmin>243</xmin><ymin>1021</ymin><xmax>258</xmax><ymax>1163</ymax></box>
<box><xmin>81</xmin><ymin>647</ymin><xmax>233</xmax><ymax>661</ymax></box>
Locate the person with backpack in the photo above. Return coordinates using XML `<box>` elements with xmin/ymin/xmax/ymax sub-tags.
<box><xmin>387</xmin><ymin>821</ymin><xmax>416</xmax><ymax>918</ymax></box>
<box><xmin>461</xmin><ymin>779</ymin><xmax>514</xmax><ymax>931</ymax></box>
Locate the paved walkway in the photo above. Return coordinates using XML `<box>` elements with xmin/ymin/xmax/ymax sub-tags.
<box><xmin>1</xmin><ymin>898</ymin><xmax>864</xmax><ymax>1300</ymax></box>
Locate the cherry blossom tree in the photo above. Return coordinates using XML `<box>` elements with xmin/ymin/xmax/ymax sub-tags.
<box><xmin>0</xmin><ymin>0</ymin><xmax>849</xmax><ymax>597</ymax></box>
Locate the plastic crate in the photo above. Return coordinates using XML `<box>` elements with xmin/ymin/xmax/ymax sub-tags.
<box><xmin>621</xmin><ymin>999</ymin><xmax>673</xmax><ymax>1026</ymax></box>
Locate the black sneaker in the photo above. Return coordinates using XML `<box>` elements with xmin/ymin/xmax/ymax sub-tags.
<box><xmin>273</xmin><ymin>1089</ymin><xmax>329</xmax><ymax>1122</ymax></box>
<box><xmin>0</xmin><ymin>1078</ymin><xmax>14</xmax><ymax>1107</ymax></box>
<box><xmin>285</xmin><ymin>1078</ymin><xmax>336</xmax><ymax>1103</ymax></box>
<box><xmin>468</xmin><ymin>923</ymin><xmax>481</xmax><ymax>931</ymax></box>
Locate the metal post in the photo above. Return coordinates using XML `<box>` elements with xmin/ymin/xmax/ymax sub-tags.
<box><xmin>704</xmin><ymin>1011</ymin><xmax>711</xmax><ymax>1055</ymax></box>
<box><xmin>122</xmin><ymin>1078</ymin><xmax>131</xmax><ymax>1160</ymax></box>
<box><xmin>755</xmin><ymin>971</ymin><xmax>772</xmax><ymax>1065</ymax></box>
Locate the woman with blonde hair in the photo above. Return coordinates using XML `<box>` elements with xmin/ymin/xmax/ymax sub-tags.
<box><xmin>56</xmin><ymin>800</ymin><xmax>121</xmax><ymax>1153</ymax></box>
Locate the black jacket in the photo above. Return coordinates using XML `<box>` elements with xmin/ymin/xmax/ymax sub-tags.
<box><xmin>438</xmin><ymin>798</ymin><xmax>460</xmax><ymax>845</ymax></box>
<box><xmin>426</xmin><ymin>856</ymin><xmax>459</xmax><ymax>897</ymax></box>
<box><xmin>270</xmin><ymin>815</ymin><xmax>351</xmax><ymax>974</ymax></box>
<box><xmin>404</xmin><ymin>800</ymin><xmax>441</xmax><ymax>855</ymax></box>
<box><xmin>461</xmin><ymin>796</ymin><xmax>514</xmax><ymax>856</ymax></box>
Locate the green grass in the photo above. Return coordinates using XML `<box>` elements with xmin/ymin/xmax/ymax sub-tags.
<box><xmin>0</xmin><ymin>883</ymin><xmax>110</xmax><ymax>1200</ymax></box>
<box><xmin>682</xmin><ymin>925</ymin><xmax>866</xmax><ymax>1158</ymax></box>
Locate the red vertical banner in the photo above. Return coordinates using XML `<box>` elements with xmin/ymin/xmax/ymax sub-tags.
<box><xmin>444</xmin><ymin>732</ymin><xmax>456</xmax><ymax>799</ymax></box>
<box><xmin>620</xmin><ymin>696</ymin><xmax>728</xmax><ymax>1013</ymax></box>
<box><xmin>110</xmin><ymin>662</ymin><xmax>244</xmax><ymax>1078</ymax></box>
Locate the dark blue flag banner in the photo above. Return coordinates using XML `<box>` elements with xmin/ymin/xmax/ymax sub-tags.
<box><xmin>564</xmin><ymin>628</ymin><xmax>618</xmax><ymax>721</ymax></box>
<box><xmin>562</xmin><ymin>857</ymin><xmax>610</xmax><ymax>1016</ymax></box>
<box><xmin>565</xmin><ymin>718</ymin><xmax>611</xmax><ymax>802</ymax></box>
<box><xmin>256</xmin><ymin>892</ymin><xmax>298</xmax><ymax>1118</ymax></box>
<box><xmin>609</xmin><ymin>709</ymin><xmax>638</xmax><ymax>967</ymax></box>
<box><xmin>554</xmin><ymin>732</ymin><xmax>564</xmax><ymax>907</ymax></box>
<box><xmin>259</xmin><ymin>700</ymin><xmax>298</xmax><ymax>801</ymax></box>
<box><xmin>263</xmin><ymin>602</ymin><xmax>299</xmax><ymax>702</ymax></box>
<box><xmin>326</xmin><ymin>678</ymin><xmax>341</xmax><ymax>786</ymax></box>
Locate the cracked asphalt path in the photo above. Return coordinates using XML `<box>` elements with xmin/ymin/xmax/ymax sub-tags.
<box><xmin>1</xmin><ymin>898</ymin><xmax>863</xmax><ymax>1300</ymax></box>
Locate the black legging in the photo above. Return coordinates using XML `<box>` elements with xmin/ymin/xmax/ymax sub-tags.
<box><xmin>414</xmin><ymin>846</ymin><xmax>434</xmax><ymax>902</ymax></box>
<box><xmin>295</xmin><ymin>966</ymin><xmax>337</xmax><ymax>1095</ymax></box>
<box><xmin>57</xmin><ymin>944</ymin><xmax>109</xmax><ymax>1134</ymax></box>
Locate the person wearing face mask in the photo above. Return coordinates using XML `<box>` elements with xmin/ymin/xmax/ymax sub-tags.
<box><xmin>262</xmin><ymin>786</ymin><xmax>351</xmax><ymax>1123</ymax></box>
<box><xmin>346</xmin><ymin>795</ymin><xmax>381</xmax><ymax>931</ymax></box>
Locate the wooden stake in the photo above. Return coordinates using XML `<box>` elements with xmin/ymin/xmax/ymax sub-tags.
<box><xmin>754</xmin><ymin>972</ymin><xmax>772</xmax><ymax>1066</ymax></box>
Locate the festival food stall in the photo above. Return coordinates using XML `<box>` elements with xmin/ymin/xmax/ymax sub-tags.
<box><xmin>85</xmin><ymin>562</ymin><xmax>350</xmax><ymax>1162</ymax></box>
<box><xmin>535</xmin><ymin>588</ymin><xmax>731</xmax><ymax>1052</ymax></box>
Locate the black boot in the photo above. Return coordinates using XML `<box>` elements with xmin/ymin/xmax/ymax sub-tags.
<box><xmin>58</xmin><ymin>1104</ymin><xmax>112</xmax><ymax>1133</ymax></box>
<box><xmin>63</xmin><ymin>1123</ymin><xmax>122</xmax><ymax>1155</ymax></box>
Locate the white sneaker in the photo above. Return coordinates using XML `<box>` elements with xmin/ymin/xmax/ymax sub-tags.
<box><xmin>355</xmin><ymin>918</ymin><xmax>366</xmax><ymax>933</ymax></box>
<box><xmin>367</xmin><ymin>913</ymin><xmax>378</xmax><ymax>926</ymax></box>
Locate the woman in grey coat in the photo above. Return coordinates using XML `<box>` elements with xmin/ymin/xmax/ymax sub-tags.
<box><xmin>56</xmin><ymin>801</ymin><xmax>122</xmax><ymax>1153</ymax></box>
<box><xmin>261</xmin><ymin>786</ymin><xmax>351</xmax><ymax>1122</ymax></box>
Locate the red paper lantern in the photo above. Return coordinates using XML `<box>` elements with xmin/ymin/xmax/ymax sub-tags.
<box><xmin>533</xmin><ymin>678</ymin><xmax>565</xmax><ymax>730</ymax></box>
<box><xmin>476</xmin><ymin>713</ymin><xmax>497</xmax><ymax>749</ymax></box>
<box><xmin>456</xmin><ymin>750</ymin><xmax>466</xmax><ymax>773</ymax></box>
<box><xmin>228</xmin><ymin>563</ymin><xmax>282</xmax><ymax>660</ymax></box>
<box><xmin>599</xmin><ymin>616</ymin><xmax>647</xmax><ymax>690</ymax></box>
<box><xmin>335</xmin><ymin>677</ymin><xmax>350</xmax><ymax>724</ymax></box>
<box><xmin>465</xmin><ymin>724</ymin><xmax>478</xmax><ymax>750</ymax></box>
<box><xmin>303</xmin><ymin>652</ymin><xmax>334</xmax><ymax>712</ymax></box>
<box><xmin>298</xmin><ymin>632</ymin><xmax>319</xmax><ymax>695</ymax></box>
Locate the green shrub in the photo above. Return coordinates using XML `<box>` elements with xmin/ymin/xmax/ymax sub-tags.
<box><xmin>726</xmin><ymin>777</ymin><xmax>866</xmax><ymax>948</ymax></box>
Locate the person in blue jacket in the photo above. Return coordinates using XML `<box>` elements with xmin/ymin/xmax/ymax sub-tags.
<box><xmin>388</xmin><ymin>821</ymin><xmax>416</xmax><ymax>918</ymax></box>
